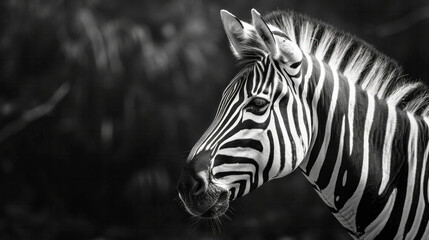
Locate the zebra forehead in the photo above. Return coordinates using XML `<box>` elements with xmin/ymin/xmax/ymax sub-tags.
<box><xmin>223</xmin><ymin>64</ymin><xmax>259</xmax><ymax>91</ymax></box>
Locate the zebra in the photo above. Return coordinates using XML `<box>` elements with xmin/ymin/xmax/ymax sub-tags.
<box><xmin>177</xmin><ymin>8</ymin><xmax>429</xmax><ymax>239</ymax></box>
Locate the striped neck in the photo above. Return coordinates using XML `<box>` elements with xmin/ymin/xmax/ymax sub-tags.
<box><xmin>298</xmin><ymin>54</ymin><xmax>429</xmax><ymax>238</ymax></box>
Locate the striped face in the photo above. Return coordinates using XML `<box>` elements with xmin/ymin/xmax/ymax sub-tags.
<box><xmin>196</xmin><ymin>54</ymin><xmax>310</xmax><ymax>194</ymax></box>
<box><xmin>177</xmin><ymin>9</ymin><xmax>311</xmax><ymax>219</ymax></box>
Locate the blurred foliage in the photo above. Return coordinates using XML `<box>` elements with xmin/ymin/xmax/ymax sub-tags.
<box><xmin>0</xmin><ymin>0</ymin><xmax>428</xmax><ymax>239</ymax></box>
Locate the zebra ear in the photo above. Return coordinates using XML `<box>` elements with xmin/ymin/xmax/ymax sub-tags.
<box><xmin>251</xmin><ymin>9</ymin><xmax>279</xmax><ymax>59</ymax></box>
<box><xmin>252</xmin><ymin>9</ymin><xmax>302</xmax><ymax>67</ymax></box>
<box><xmin>220</xmin><ymin>10</ymin><xmax>252</xmax><ymax>58</ymax></box>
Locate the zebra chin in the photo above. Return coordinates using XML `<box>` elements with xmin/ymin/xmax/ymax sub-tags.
<box><xmin>198</xmin><ymin>190</ymin><xmax>230</xmax><ymax>219</ymax></box>
<box><xmin>180</xmin><ymin>185</ymin><xmax>230</xmax><ymax>219</ymax></box>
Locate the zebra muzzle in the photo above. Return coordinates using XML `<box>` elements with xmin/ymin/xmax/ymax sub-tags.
<box><xmin>178</xmin><ymin>168</ymin><xmax>230</xmax><ymax>218</ymax></box>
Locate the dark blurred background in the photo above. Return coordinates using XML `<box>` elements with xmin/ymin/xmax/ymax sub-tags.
<box><xmin>1</xmin><ymin>0</ymin><xmax>428</xmax><ymax>239</ymax></box>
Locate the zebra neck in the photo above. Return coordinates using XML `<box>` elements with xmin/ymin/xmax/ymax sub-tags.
<box><xmin>297</xmin><ymin>55</ymin><xmax>429</xmax><ymax>238</ymax></box>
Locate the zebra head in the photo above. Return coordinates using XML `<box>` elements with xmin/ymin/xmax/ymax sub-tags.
<box><xmin>178</xmin><ymin>9</ymin><xmax>311</xmax><ymax>219</ymax></box>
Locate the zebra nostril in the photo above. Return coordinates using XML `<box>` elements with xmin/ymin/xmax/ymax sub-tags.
<box><xmin>191</xmin><ymin>173</ymin><xmax>207</xmax><ymax>196</ymax></box>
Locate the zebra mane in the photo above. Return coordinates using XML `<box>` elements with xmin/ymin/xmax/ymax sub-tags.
<box><xmin>238</xmin><ymin>10</ymin><xmax>429</xmax><ymax>117</ymax></box>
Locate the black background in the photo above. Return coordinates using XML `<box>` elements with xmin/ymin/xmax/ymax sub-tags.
<box><xmin>1</xmin><ymin>0</ymin><xmax>428</xmax><ymax>239</ymax></box>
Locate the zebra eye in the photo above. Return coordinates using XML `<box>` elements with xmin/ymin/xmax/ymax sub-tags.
<box><xmin>246</xmin><ymin>97</ymin><xmax>269</xmax><ymax>112</ymax></box>
<box><xmin>253</xmin><ymin>98</ymin><xmax>268</xmax><ymax>107</ymax></box>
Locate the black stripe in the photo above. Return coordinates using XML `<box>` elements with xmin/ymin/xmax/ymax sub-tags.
<box><xmin>213</xmin><ymin>154</ymin><xmax>259</xmax><ymax>186</ymax></box>
<box><xmin>356</xmin><ymin>53</ymin><xmax>376</xmax><ymax>86</ymax></box>
<box><xmin>234</xmin><ymin>180</ymin><xmax>248</xmax><ymax>198</ymax></box>
<box><xmin>311</xmin><ymin>27</ymin><xmax>324</xmax><ymax>53</ymax></box>
<box><xmin>298</xmin><ymin>56</ymin><xmax>308</xmax><ymax>96</ymax></box>
<box><xmin>220</xmin><ymin>139</ymin><xmax>263</xmax><ymax>152</ymax></box>
<box><xmin>247</xmin><ymin>107</ymin><xmax>269</xmax><ymax>116</ymax></box>
<box><xmin>263</xmin><ymin>130</ymin><xmax>275</xmax><ymax>182</ymax></box>
<box><xmin>229</xmin><ymin>187</ymin><xmax>236</xmax><ymax>201</ymax></box>
<box><xmin>240</xmin><ymin>118</ymin><xmax>270</xmax><ymax>130</ymax></box>
<box><xmin>290</xmin><ymin>61</ymin><xmax>302</xmax><ymax>69</ymax></box>
<box><xmin>274</xmin><ymin>105</ymin><xmax>286</xmax><ymax>177</ymax></box>
<box><xmin>324</xmin><ymin>38</ymin><xmax>336</xmax><ymax>63</ymax></box>
<box><xmin>214</xmin><ymin>171</ymin><xmax>253</xmax><ymax>180</ymax></box>
<box><xmin>338</xmin><ymin>41</ymin><xmax>359</xmax><ymax>73</ymax></box>
<box><xmin>291</xmin><ymin>97</ymin><xmax>302</xmax><ymax>161</ymax></box>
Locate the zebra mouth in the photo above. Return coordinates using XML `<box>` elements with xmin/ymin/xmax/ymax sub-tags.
<box><xmin>200</xmin><ymin>190</ymin><xmax>230</xmax><ymax>219</ymax></box>
<box><xmin>178</xmin><ymin>175</ymin><xmax>230</xmax><ymax>219</ymax></box>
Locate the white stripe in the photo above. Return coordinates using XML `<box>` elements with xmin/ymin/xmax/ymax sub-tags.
<box><xmin>302</xmin><ymin>52</ymin><xmax>313</xmax><ymax>136</ymax></box>
<box><xmin>300</xmin><ymin>57</ymin><xmax>325</xmax><ymax>170</ymax></box>
<box><xmin>217</xmin><ymin>147</ymin><xmax>263</xmax><ymax>160</ymax></box>
<box><xmin>379</xmin><ymin>105</ymin><xmax>397</xmax><ymax>195</ymax></box>
<box><xmin>269</xmin><ymin>125</ymin><xmax>282</xmax><ymax>179</ymax></box>
<box><xmin>348</xmin><ymin>80</ymin><xmax>356</xmax><ymax>156</ymax></box>
<box><xmin>286</xmin><ymin>89</ymin><xmax>305</xmax><ymax>166</ymax></box>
